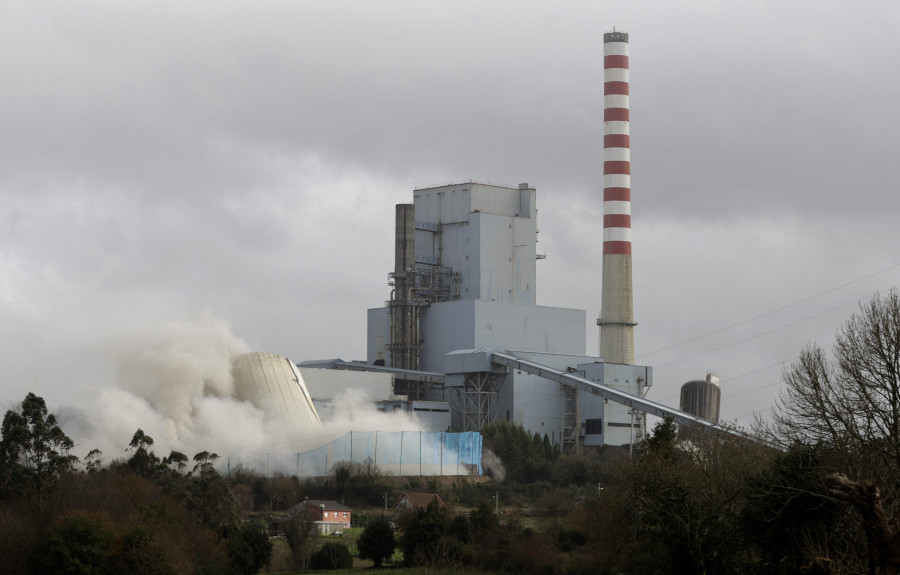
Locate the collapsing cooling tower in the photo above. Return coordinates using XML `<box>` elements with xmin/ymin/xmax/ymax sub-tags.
<box><xmin>232</xmin><ymin>352</ymin><xmax>323</xmax><ymax>434</ymax></box>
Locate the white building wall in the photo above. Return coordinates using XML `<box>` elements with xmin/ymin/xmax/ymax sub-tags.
<box><xmin>366</xmin><ymin>307</ymin><xmax>391</xmax><ymax>365</ymax></box>
<box><xmin>489</xmin><ymin>351</ymin><xmax>651</xmax><ymax>448</ymax></box>
<box><xmin>411</xmin><ymin>400</ymin><xmax>452</xmax><ymax>432</ymax></box>
<box><xmin>299</xmin><ymin>367</ymin><xmax>394</xmax><ymax>400</ymax></box>
<box><xmin>471</xmin><ymin>213</ymin><xmax>536</xmax><ymax>304</ymax></box>
<box><xmin>470</xmin><ymin>302</ymin><xmax>582</xmax><ymax>354</ymax></box>
<box><xmin>413</xmin><ymin>183</ymin><xmax>536</xmax><ymax>304</ymax></box>
<box><xmin>497</xmin><ymin>351</ymin><xmax>595</xmax><ymax>446</ymax></box>
<box><xmin>600</xmin><ymin>363</ymin><xmax>651</xmax><ymax>446</ymax></box>
<box><xmin>415</xmin><ymin>300</ymin><xmax>585</xmax><ymax>374</ymax></box>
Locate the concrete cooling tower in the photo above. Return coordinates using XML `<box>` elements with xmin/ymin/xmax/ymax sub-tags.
<box><xmin>232</xmin><ymin>352</ymin><xmax>322</xmax><ymax>434</ymax></box>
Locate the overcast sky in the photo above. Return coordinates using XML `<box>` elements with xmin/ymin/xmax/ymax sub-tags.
<box><xmin>2</xmin><ymin>0</ymin><xmax>899</xmax><ymax>442</ymax></box>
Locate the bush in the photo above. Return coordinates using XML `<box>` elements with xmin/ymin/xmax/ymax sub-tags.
<box><xmin>30</xmin><ymin>513</ymin><xmax>115</xmax><ymax>575</ymax></box>
<box><xmin>309</xmin><ymin>541</ymin><xmax>353</xmax><ymax>570</ymax></box>
<box><xmin>226</xmin><ymin>524</ymin><xmax>272</xmax><ymax>574</ymax></box>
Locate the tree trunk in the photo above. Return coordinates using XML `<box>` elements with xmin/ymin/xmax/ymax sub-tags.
<box><xmin>826</xmin><ymin>473</ymin><xmax>900</xmax><ymax>575</ymax></box>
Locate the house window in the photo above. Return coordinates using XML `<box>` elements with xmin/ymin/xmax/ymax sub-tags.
<box><xmin>343</xmin><ymin>512</ymin><xmax>348</xmax><ymax>517</ymax></box>
<box><xmin>324</xmin><ymin>512</ymin><xmax>329</xmax><ymax>518</ymax></box>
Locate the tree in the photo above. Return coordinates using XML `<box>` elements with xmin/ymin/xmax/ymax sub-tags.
<box><xmin>468</xmin><ymin>500</ymin><xmax>498</xmax><ymax>536</ymax></box>
<box><xmin>741</xmin><ymin>445</ymin><xmax>854</xmax><ymax>574</ymax></box>
<box><xmin>163</xmin><ymin>450</ymin><xmax>188</xmax><ymax>474</ymax></box>
<box><xmin>400</xmin><ymin>499</ymin><xmax>450</xmax><ymax>566</ymax></box>
<box><xmin>615</xmin><ymin>422</ymin><xmax>770</xmax><ymax>575</ymax></box>
<box><xmin>644</xmin><ymin>416</ymin><xmax>678</xmax><ymax>455</ymax></box>
<box><xmin>357</xmin><ymin>517</ymin><xmax>396</xmax><ymax>568</ymax></box>
<box><xmin>0</xmin><ymin>393</ymin><xmax>77</xmax><ymax>509</ymax></box>
<box><xmin>84</xmin><ymin>449</ymin><xmax>103</xmax><ymax>475</ymax></box>
<box><xmin>309</xmin><ymin>541</ymin><xmax>353</xmax><ymax>570</ymax></box>
<box><xmin>761</xmin><ymin>291</ymin><xmax>900</xmax><ymax>474</ymax></box>
<box><xmin>757</xmin><ymin>291</ymin><xmax>900</xmax><ymax>574</ymax></box>
<box><xmin>226</xmin><ymin>523</ymin><xmax>272</xmax><ymax>574</ymax></box>
<box><xmin>126</xmin><ymin>429</ymin><xmax>162</xmax><ymax>478</ymax></box>
<box><xmin>480</xmin><ymin>421</ymin><xmax>546</xmax><ymax>482</ymax></box>
<box><xmin>285</xmin><ymin>505</ymin><xmax>319</xmax><ymax>571</ymax></box>
<box><xmin>188</xmin><ymin>451</ymin><xmax>239</xmax><ymax>528</ymax></box>
<box><xmin>30</xmin><ymin>513</ymin><xmax>115</xmax><ymax>575</ymax></box>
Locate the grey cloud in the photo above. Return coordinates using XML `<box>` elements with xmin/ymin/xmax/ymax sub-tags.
<box><xmin>1</xmin><ymin>0</ymin><xmax>899</xmax><ymax>433</ymax></box>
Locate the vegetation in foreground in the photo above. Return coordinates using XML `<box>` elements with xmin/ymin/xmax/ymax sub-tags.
<box><xmin>3</xmin><ymin>291</ymin><xmax>900</xmax><ymax>574</ymax></box>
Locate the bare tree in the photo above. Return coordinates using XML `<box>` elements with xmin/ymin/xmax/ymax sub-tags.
<box><xmin>756</xmin><ymin>291</ymin><xmax>900</xmax><ymax>574</ymax></box>
<box><xmin>285</xmin><ymin>505</ymin><xmax>319</xmax><ymax>571</ymax></box>
<box><xmin>760</xmin><ymin>290</ymin><xmax>900</xmax><ymax>478</ymax></box>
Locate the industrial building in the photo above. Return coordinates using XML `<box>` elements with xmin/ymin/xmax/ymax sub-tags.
<box><xmin>229</xmin><ymin>30</ymin><xmax>737</xmax><ymax>469</ymax></box>
<box><xmin>358</xmin><ymin>31</ymin><xmax>652</xmax><ymax>451</ymax></box>
<box><xmin>366</xmin><ymin>180</ymin><xmax>650</xmax><ymax>450</ymax></box>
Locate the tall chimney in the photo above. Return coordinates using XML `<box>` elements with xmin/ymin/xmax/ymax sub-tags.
<box><xmin>598</xmin><ymin>30</ymin><xmax>636</xmax><ymax>364</ymax></box>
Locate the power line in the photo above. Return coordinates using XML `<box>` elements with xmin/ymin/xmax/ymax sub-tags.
<box><xmin>722</xmin><ymin>380</ymin><xmax>782</xmax><ymax>402</ymax></box>
<box><xmin>652</xmin><ymin>359</ymin><xmax>794</xmax><ymax>404</ymax></box>
<box><xmin>637</xmin><ymin>263</ymin><xmax>900</xmax><ymax>361</ymax></box>
<box><xmin>653</xmin><ymin>291</ymin><xmax>889</xmax><ymax>370</ymax></box>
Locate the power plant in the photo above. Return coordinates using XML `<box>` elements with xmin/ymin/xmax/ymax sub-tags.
<box><xmin>366</xmin><ymin>180</ymin><xmax>650</xmax><ymax>451</ymax></box>
<box><xmin>230</xmin><ymin>30</ymin><xmax>735</xmax><ymax>474</ymax></box>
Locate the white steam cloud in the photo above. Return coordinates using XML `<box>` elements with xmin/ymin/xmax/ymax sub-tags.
<box><xmin>55</xmin><ymin>313</ymin><xmax>428</xmax><ymax>475</ymax></box>
<box><xmin>320</xmin><ymin>387</ymin><xmax>424</xmax><ymax>439</ymax></box>
<box><xmin>481</xmin><ymin>448</ymin><xmax>506</xmax><ymax>482</ymax></box>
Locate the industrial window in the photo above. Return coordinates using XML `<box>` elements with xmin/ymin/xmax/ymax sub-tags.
<box><xmin>585</xmin><ymin>418</ymin><xmax>603</xmax><ymax>435</ymax></box>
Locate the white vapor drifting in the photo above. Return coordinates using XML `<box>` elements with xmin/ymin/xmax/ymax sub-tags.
<box><xmin>54</xmin><ymin>314</ymin><xmax>427</xmax><ymax>475</ymax></box>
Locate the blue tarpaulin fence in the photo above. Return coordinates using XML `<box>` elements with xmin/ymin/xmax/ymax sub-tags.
<box><xmin>226</xmin><ymin>431</ymin><xmax>483</xmax><ymax>477</ymax></box>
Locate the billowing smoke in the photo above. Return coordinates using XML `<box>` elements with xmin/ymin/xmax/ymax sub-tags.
<box><xmin>481</xmin><ymin>448</ymin><xmax>506</xmax><ymax>482</ymax></box>
<box><xmin>319</xmin><ymin>387</ymin><xmax>424</xmax><ymax>439</ymax></box>
<box><xmin>58</xmin><ymin>313</ymin><xmax>265</xmax><ymax>461</ymax></box>
<box><xmin>55</xmin><ymin>313</ymin><xmax>430</xmax><ymax>474</ymax></box>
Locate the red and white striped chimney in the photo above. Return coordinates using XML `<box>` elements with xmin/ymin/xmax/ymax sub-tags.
<box><xmin>599</xmin><ymin>30</ymin><xmax>636</xmax><ymax>365</ymax></box>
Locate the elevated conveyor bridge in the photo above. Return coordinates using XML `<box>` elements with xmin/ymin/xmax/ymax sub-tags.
<box><xmin>491</xmin><ymin>350</ymin><xmax>748</xmax><ymax>438</ymax></box>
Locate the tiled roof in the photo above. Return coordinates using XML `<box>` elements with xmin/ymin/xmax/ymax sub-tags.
<box><xmin>400</xmin><ymin>492</ymin><xmax>446</xmax><ymax>508</ymax></box>
<box><xmin>291</xmin><ymin>500</ymin><xmax>352</xmax><ymax>512</ymax></box>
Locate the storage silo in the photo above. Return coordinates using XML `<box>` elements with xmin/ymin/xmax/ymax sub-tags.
<box><xmin>679</xmin><ymin>373</ymin><xmax>721</xmax><ymax>424</ymax></box>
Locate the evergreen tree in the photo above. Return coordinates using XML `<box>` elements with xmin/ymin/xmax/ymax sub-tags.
<box><xmin>0</xmin><ymin>393</ymin><xmax>77</xmax><ymax>509</ymax></box>
<box><xmin>358</xmin><ymin>517</ymin><xmax>396</xmax><ymax>568</ymax></box>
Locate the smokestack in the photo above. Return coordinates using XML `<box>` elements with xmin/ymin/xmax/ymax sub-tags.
<box><xmin>598</xmin><ymin>30</ymin><xmax>636</xmax><ymax>364</ymax></box>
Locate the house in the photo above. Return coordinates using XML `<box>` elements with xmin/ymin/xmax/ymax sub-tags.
<box><xmin>393</xmin><ymin>492</ymin><xmax>447</xmax><ymax>521</ymax></box>
<box><xmin>288</xmin><ymin>499</ymin><xmax>352</xmax><ymax>534</ymax></box>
